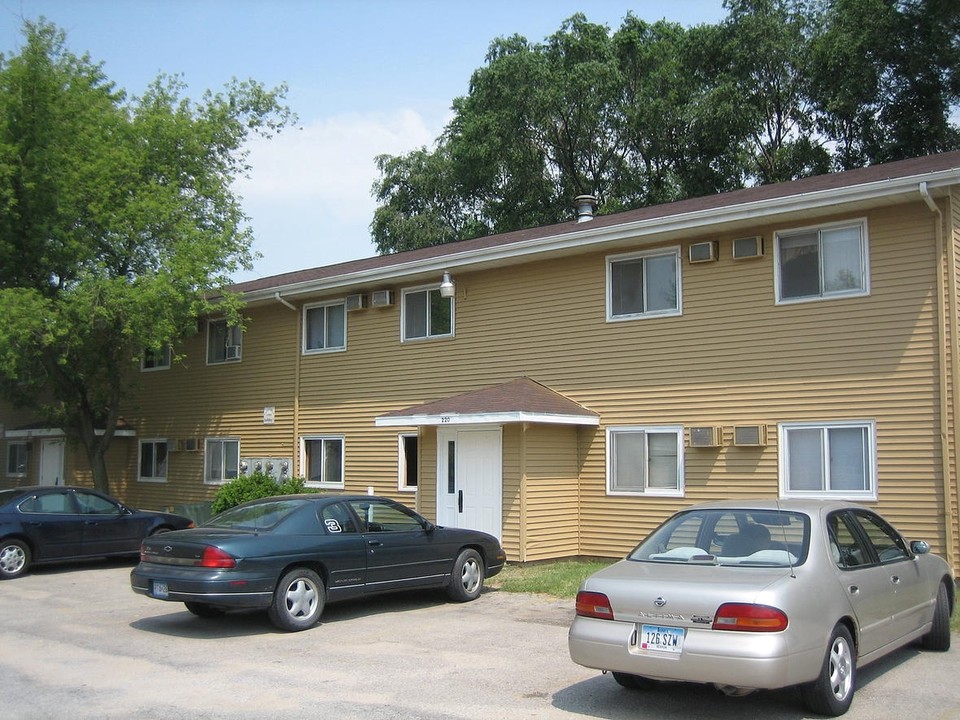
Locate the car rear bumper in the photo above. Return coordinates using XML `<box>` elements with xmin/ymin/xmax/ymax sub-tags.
<box><xmin>130</xmin><ymin>564</ymin><xmax>274</xmax><ymax>609</ymax></box>
<box><xmin>568</xmin><ymin>616</ymin><xmax>821</xmax><ymax>690</ymax></box>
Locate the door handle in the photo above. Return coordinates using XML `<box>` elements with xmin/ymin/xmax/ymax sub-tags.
<box><xmin>367</xmin><ymin>539</ymin><xmax>382</xmax><ymax>548</ymax></box>
<box><xmin>848</xmin><ymin>585</ymin><xmax>860</xmax><ymax>595</ymax></box>
<box><xmin>890</xmin><ymin>575</ymin><xmax>901</xmax><ymax>585</ymax></box>
<box><xmin>458</xmin><ymin>490</ymin><xmax>463</xmax><ymax>513</ymax></box>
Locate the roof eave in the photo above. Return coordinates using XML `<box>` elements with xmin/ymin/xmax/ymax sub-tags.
<box><xmin>374</xmin><ymin>411</ymin><xmax>601</xmax><ymax>427</ymax></box>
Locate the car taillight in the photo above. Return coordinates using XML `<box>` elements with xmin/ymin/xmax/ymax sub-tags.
<box><xmin>196</xmin><ymin>546</ymin><xmax>237</xmax><ymax>569</ymax></box>
<box><xmin>712</xmin><ymin>603</ymin><xmax>788</xmax><ymax>632</ymax></box>
<box><xmin>575</xmin><ymin>591</ymin><xmax>615</xmax><ymax>620</ymax></box>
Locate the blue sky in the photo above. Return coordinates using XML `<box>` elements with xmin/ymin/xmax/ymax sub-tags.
<box><xmin>0</xmin><ymin>1</ymin><xmax>728</xmax><ymax>281</ymax></box>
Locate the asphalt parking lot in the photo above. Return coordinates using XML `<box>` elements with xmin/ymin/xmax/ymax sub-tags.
<box><xmin>1</xmin><ymin>560</ymin><xmax>959</xmax><ymax>720</ymax></box>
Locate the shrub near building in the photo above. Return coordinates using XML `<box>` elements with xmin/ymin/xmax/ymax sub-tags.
<box><xmin>211</xmin><ymin>473</ymin><xmax>313</xmax><ymax>514</ymax></box>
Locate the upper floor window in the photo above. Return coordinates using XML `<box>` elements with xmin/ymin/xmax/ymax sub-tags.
<box><xmin>402</xmin><ymin>286</ymin><xmax>453</xmax><ymax>341</ymax></box>
<box><xmin>303</xmin><ymin>301</ymin><xmax>346</xmax><ymax>353</ymax></box>
<box><xmin>775</xmin><ymin>221</ymin><xmax>869</xmax><ymax>303</ymax></box>
<box><xmin>607</xmin><ymin>248</ymin><xmax>681</xmax><ymax>321</ymax></box>
<box><xmin>205</xmin><ymin>438</ymin><xmax>240</xmax><ymax>484</ymax></box>
<box><xmin>606</xmin><ymin>426</ymin><xmax>684</xmax><ymax>496</ymax></box>
<box><xmin>207</xmin><ymin>319</ymin><xmax>242</xmax><ymax>364</ymax></box>
<box><xmin>302</xmin><ymin>435</ymin><xmax>344</xmax><ymax>487</ymax></box>
<box><xmin>142</xmin><ymin>344</ymin><xmax>171</xmax><ymax>371</ymax></box>
<box><xmin>138</xmin><ymin>439</ymin><xmax>168</xmax><ymax>482</ymax></box>
<box><xmin>780</xmin><ymin>421</ymin><xmax>876</xmax><ymax>500</ymax></box>
<box><xmin>6</xmin><ymin>442</ymin><xmax>28</xmax><ymax>477</ymax></box>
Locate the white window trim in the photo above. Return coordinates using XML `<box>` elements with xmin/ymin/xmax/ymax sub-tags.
<box><xmin>204</xmin><ymin>437</ymin><xmax>240</xmax><ymax>485</ymax></box>
<box><xmin>773</xmin><ymin>218</ymin><xmax>870</xmax><ymax>305</ymax></box>
<box><xmin>206</xmin><ymin>318</ymin><xmax>243</xmax><ymax>365</ymax></box>
<box><xmin>400</xmin><ymin>284</ymin><xmax>455</xmax><ymax>342</ymax></box>
<box><xmin>141</xmin><ymin>344</ymin><xmax>171</xmax><ymax>372</ymax></box>
<box><xmin>778</xmin><ymin>420</ymin><xmax>877</xmax><ymax>500</ymax></box>
<box><xmin>605</xmin><ymin>425</ymin><xmax>685</xmax><ymax>497</ymax></box>
<box><xmin>606</xmin><ymin>246</ymin><xmax>682</xmax><ymax>322</ymax></box>
<box><xmin>300</xmin><ymin>435</ymin><xmax>345</xmax><ymax>489</ymax></box>
<box><xmin>302</xmin><ymin>300</ymin><xmax>347</xmax><ymax>355</ymax></box>
<box><xmin>398</xmin><ymin>432</ymin><xmax>418</xmax><ymax>493</ymax></box>
<box><xmin>137</xmin><ymin>438</ymin><xmax>169</xmax><ymax>483</ymax></box>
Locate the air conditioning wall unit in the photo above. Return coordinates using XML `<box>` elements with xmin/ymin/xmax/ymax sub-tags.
<box><xmin>688</xmin><ymin>426</ymin><xmax>722</xmax><ymax>448</ymax></box>
<box><xmin>733</xmin><ymin>425</ymin><xmax>768</xmax><ymax>446</ymax></box>
<box><xmin>345</xmin><ymin>293</ymin><xmax>366</xmax><ymax>311</ymax></box>
<box><xmin>224</xmin><ymin>344</ymin><xmax>241</xmax><ymax>360</ymax></box>
<box><xmin>178</xmin><ymin>437</ymin><xmax>201</xmax><ymax>452</ymax></box>
<box><xmin>688</xmin><ymin>241</ymin><xmax>718</xmax><ymax>263</ymax></box>
<box><xmin>371</xmin><ymin>290</ymin><xmax>394</xmax><ymax>307</ymax></box>
<box><xmin>732</xmin><ymin>236</ymin><xmax>764</xmax><ymax>260</ymax></box>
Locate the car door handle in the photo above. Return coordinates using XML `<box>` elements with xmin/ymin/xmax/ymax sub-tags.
<box><xmin>367</xmin><ymin>539</ymin><xmax>382</xmax><ymax>548</ymax></box>
<box><xmin>848</xmin><ymin>585</ymin><xmax>860</xmax><ymax>595</ymax></box>
<box><xmin>890</xmin><ymin>575</ymin><xmax>901</xmax><ymax>585</ymax></box>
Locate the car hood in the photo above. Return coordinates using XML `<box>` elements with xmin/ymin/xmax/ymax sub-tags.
<box><xmin>583</xmin><ymin>559</ymin><xmax>795</xmax><ymax>627</ymax></box>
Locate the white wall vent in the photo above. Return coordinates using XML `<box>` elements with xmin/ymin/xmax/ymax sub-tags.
<box><xmin>371</xmin><ymin>290</ymin><xmax>394</xmax><ymax>307</ymax></box>
<box><xmin>688</xmin><ymin>241</ymin><xmax>718</xmax><ymax>263</ymax></box>
<box><xmin>689</xmin><ymin>426</ymin><xmax>722</xmax><ymax>448</ymax></box>
<box><xmin>733</xmin><ymin>425</ymin><xmax>767</xmax><ymax>446</ymax></box>
<box><xmin>732</xmin><ymin>236</ymin><xmax>764</xmax><ymax>260</ymax></box>
<box><xmin>345</xmin><ymin>293</ymin><xmax>366</xmax><ymax>311</ymax></box>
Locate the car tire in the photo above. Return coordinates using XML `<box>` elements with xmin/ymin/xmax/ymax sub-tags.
<box><xmin>447</xmin><ymin>548</ymin><xmax>484</xmax><ymax>602</ymax></box>
<box><xmin>268</xmin><ymin>568</ymin><xmax>325</xmax><ymax>632</ymax></box>
<box><xmin>800</xmin><ymin>624</ymin><xmax>856</xmax><ymax>717</ymax></box>
<box><xmin>921</xmin><ymin>582</ymin><xmax>952</xmax><ymax>651</ymax></box>
<box><xmin>184</xmin><ymin>602</ymin><xmax>226</xmax><ymax>618</ymax></box>
<box><xmin>0</xmin><ymin>538</ymin><xmax>30</xmax><ymax>579</ymax></box>
<box><xmin>612</xmin><ymin>672</ymin><xmax>655</xmax><ymax>690</ymax></box>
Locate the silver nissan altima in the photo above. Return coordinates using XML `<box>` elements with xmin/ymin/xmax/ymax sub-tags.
<box><xmin>568</xmin><ymin>499</ymin><xmax>955</xmax><ymax>716</ymax></box>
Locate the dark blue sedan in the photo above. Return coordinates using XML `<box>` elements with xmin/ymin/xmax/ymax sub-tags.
<box><xmin>0</xmin><ymin>485</ymin><xmax>195</xmax><ymax>579</ymax></box>
<box><xmin>130</xmin><ymin>494</ymin><xmax>507</xmax><ymax>631</ymax></box>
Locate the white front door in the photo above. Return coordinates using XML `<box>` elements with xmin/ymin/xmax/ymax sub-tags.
<box><xmin>437</xmin><ymin>427</ymin><xmax>502</xmax><ymax>540</ymax></box>
<box><xmin>39</xmin><ymin>438</ymin><xmax>66</xmax><ymax>486</ymax></box>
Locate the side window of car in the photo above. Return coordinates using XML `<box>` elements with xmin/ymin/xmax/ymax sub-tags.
<box><xmin>20</xmin><ymin>492</ymin><xmax>73</xmax><ymax>514</ymax></box>
<box><xmin>348</xmin><ymin>500</ymin><xmax>423</xmax><ymax>533</ymax></box>
<box><xmin>75</xmin><ymin>492</ymin><xmax>119</xmax><ymax>515</ymax></box>
<box><xmin>321</xmin><ymin>503</ymin><xmax>358</xmax><ymax>534</ymax></box>
<box><xmin>827</xmin><ymin>512</ymin><xmax>872</xmax><ymax>568</ymax></box>
<box><xmin>850</xmin><ymin>510</ymin><xmax>909</xmax><ymax>564</ymax></box>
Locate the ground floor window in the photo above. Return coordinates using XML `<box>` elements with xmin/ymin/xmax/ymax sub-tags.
<box><xmin>205</xmin><ymin>438</ymin><xmax>240</xmax><ymax>484</ymax></box>
<box><xmin>138</xmin><ymin>439</ymin><xmax>169</xmax><ymax>482</ymax></box>
<box><xmin>6</xmin><ymin>442</ymin><xmax>28</xmax><ymax>477</ymax></box>
<box><xmin>780</xmin><ymin>421</ymin><xmax>876</xmax><ymax>499</ymax></box>
<box><xmin>399</xmin><ymin>433</ymin><xmax>418</xmax><ymax>492</ymax></box>
<box><xmin>606</xmin><ymin>426</ymin><xmax>683</xmax><ymax>496</ymax></box>
<box><xmin>302</xmin><ymin>436</ymin><xmax>344</xmax><ymax>487</ymax></box>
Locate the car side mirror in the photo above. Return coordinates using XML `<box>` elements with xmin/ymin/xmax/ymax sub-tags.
<box><xmin>910</xmin><ymin>540</ymin><xmax>930</xmax><ymax>555</ymax></box>
<box><xmin>422</xmin><ymin>520</ymin><xmax>435</xmax><ymax>533</ymax></box>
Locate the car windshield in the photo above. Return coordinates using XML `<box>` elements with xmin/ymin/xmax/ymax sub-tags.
<box><xmin>203</xmin><ymin>499</ymin><xmax>306</xmax><ymax>530</ymax></box>
<box><xmin>628</xmin><ymin>508</ymin><xmax>809</xmax><ymax>567</ymax></box>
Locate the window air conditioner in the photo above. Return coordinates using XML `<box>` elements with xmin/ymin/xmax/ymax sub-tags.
<box><xmin>733</xmin><ymin>425</ymin><xmax>767</xmax><ymax>446</ymax></box>
<box><xmin>225</xmin><ymin>345</ymin><xmax>241</xmax><ymax>360</ymax></box>
<box><xmin>688</xmin><ymin>241</ymin><xmax>718</xmax><ymax>263</ymax></box>
<box><xmin>688</xmin><ymin>426</ymin><xmax>722</xmax><ymax>448</ymax></box>
<box><xmin>371</xmin><ymin>290</ymin><xmax>394</xmax><ymax>307</ymax></box>
<box><xmin>345</xmin><ymin>293</ymin><xmax>366</xmax><ymax>311</ymax></box>
<box><xmin>178</xmin><ymin>437</ymin><xmax>200</xmax><ymax>452</ymax></box>
<box><xmin>732</xmin><ymin>236</ymin><xmax>764</xmax><ymax>260</ymax></box>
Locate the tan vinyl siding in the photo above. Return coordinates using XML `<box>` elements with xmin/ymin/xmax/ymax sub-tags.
<box><xmin>521</xmin><ymin>423</ymin><xmax>580</xmax><ymax>562</ymax></box>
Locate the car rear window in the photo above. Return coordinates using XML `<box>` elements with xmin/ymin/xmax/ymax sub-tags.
<box><xmin>629</xmin><ymin>508</ymin><xmax>809</xmax><ymax>567</ymax></box>
<box><xmin>203</xmin><ymin>499</ymin><xmax>306</xmax><ymax>530</ymax></box>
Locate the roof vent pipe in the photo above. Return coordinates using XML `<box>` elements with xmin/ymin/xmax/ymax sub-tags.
<box><xmin>574</xmin><ymin>194</ymin><xmax>597</xmax><ymax>223</ymax></box>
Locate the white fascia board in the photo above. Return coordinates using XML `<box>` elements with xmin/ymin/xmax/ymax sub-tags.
<box><xmin>4</xmin><ymin>428</ymin><xmax>62</xmax><ymax>438</ymax></box>
<box><xmin>374</xmin><ymin>411</ymin><xmax>600</xmax><ymax>427</ymax></box>
<box><xmin>244</xmin><ymin>170</ymin><xmax>960</xmax><ymax>303</ymax></box>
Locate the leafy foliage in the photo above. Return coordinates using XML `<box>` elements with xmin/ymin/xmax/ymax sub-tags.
<box><xmin>0</xmin><ymin>21</ymin><xmax>293</xmax><ymax>493</ymax></box>
<box><xmin>211</xmin><ymin>472</ymin><xmax>312</xmax><ymax>515</ymax></box>
<box><xmin>372</xmin><ymin>1</ymin><xmax>960</xmax><ymax>253</ymax></box>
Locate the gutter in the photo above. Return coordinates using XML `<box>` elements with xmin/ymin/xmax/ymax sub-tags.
<box><xmin>920</xmin><ymin>181</ymin><xmax>957</xmax><ymax>568</ymax></box>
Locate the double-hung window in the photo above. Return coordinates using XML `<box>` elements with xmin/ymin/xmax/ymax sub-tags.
<box><xmin>303</xmin><ymin>301</ymin><xmax>346</xmax><ymax>353</ymax></box>
<box><xmin>402</xmin><ymin>286</ymin><xmax>453</xmax><ymax>341</ymax></box>
<box><xmin>302</xmin><ymin>436</ymin><xmax>344</xmax><ymax>488</ymax></box>
<box><xmin>6</xmin><ymin>442</ymin><xmax>28</xmax><ymax>477</ymax></box>
<box><xmin>607</xmin><ymin>248</ymin><xmax>681</xmax><ymax>320</ymax></box>
<box><xmin>207</xmin><ymin>319</ymin><xmax>242</xmax><ymax>364</ymax></box>
<box><xmin>780</xmin><ymin>421</ymin><xmax>876</xmax><ymax>499</ymax></box>
<box><xmin>776</xmin><ymin>221</ymin><xmax>869</xmax><ymax>302</ymax></box>
<box><xmin>205</xmin><ymin>438</ymin><xmax>240</xmax><ymax>484</ymax></box>
<box><xmin>138</xmin><ymin>439</ymin><xmax>169</xmax><ymax>482</ymax></box>
<box><xmin>607</xmin><ymin>426</ymin><xmax>684</xmax><ymax>496</ymax></box>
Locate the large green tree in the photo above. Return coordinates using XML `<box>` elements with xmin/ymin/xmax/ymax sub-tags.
<box><xmin>0</xmin><ymin>21</ymin><xmax>292</xmax><ymax>493</ymax></box>
<box><xmin>372</xmin><ymin>1</ymin><xmax>960</xmax><ymax>254</ymax></box>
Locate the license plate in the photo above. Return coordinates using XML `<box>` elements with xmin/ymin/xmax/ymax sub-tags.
<box><xmin>151</xmin><ymin>581</ymin><xmax>169</xmax><ymax>599</ymax></box>
<box><xmin>639</xmin><ymin>624</ymin><xmax>684</xmax><ymax>653</ymax></box>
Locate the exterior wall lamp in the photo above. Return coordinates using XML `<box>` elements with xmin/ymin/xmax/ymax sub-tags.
<box><xmin>439</xmin><ymin>271</ymin><xmax>456</xmax><ymax>298</ymax></box>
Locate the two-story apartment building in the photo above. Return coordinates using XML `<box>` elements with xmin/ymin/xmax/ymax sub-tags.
<box><xmin>4</xmin><ymin>152</ymin><xmax>960</xmax><ymax>569</ymax></box>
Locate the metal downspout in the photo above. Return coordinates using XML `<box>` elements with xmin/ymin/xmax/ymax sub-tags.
<box><xmin>920</xmin><ymin>182</ymin><xmax>957</xmax><ymax>568</ymax></box>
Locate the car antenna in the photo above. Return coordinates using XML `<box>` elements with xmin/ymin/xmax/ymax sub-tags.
<box><xmin>776</xmin><ymin>498</ymin><xmax>797</xmax><ymax>579</ymax></box>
